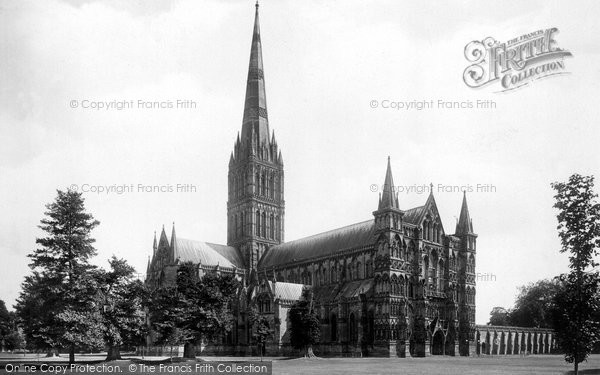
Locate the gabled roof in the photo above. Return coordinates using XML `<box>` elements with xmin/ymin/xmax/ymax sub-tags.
<box><xmin>268</xmin><ymin>281</ymin><xmax>305</xmax><ymax>301</ymax></box>
<box><xmin>401</xmin><ymin>193</ymin><xmax>445</xmax><ymax>233</ymax></box>
<box><xmin>403</xmin><ymin>206</ymin><xmax>425</xmax><ymax>225</ymax></box>
<box><xmin>259</xmin><ymin>220</ymin><xmax>376</xmax><ymax>268</ymax></box>
<box><xmin>311</xmin><ymin>279</ymin><xmax>374</xmax><ymax>302</ymax></box>
<box><xmin>338</xmin><ymin>279</ymin><xmax>374</xmax><ymax>299</ymax></box>
<box><xmin>174</xmin><ymin>238</ymin><xmax>244</xmax><ymax>269</ymax></box>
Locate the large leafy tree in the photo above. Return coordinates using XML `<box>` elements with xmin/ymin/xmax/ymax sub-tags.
<box><xmin>98</xmin><ymin>257</ymin><xmax>148</xmax><ymax>360</ymax></box>
<box><xmin>0</xmin><ymin>303</ymin><xmax>25</xmax><ymax>352</ymax></box>
<box><xmin>508</xmin><ymin>278</ymin><xmax>563</xmax><ymax>328</ymax></box>
<box><xmin>288</xmin><ymin>288</ymin><xmax>320</xmax><ymax>358</ymax></box>
<box><xmin>15</xmin><ymin>189</ymin><xmax>104</xmax><ymax>362</ymax></box>
<box><xmin>149</xmin><ymin>263</ymin><xmax>240</xmax><ymax>359</ymax></box>
<box><xmin>149</xmin><ymin>285</ymin><xmax>186</xmax><ymax>350</ymax></box>
<box><xmin>487</xmin><ymin>306</ymin><xmax>509</xmax><ymax>326</ymax></box>
<box><xmin>0</xmin><ymin>300</ymin><xmax>11</xmax><ymax>350</ymax></box>
<box><xmin>551</xmin><ymin>174</ymin><xmax>600</xmax><ymax>375</ymax></box>
<box><xmin>248</xmin><ymin>305</ymin><xmax>272</xmax><ymax>361</ymax></box>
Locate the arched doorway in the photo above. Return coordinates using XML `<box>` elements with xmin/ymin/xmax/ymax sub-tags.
<box><xmin>431</xmin><ymin>330</ymin><xmax>445</xmax><ymax>355</ymax></box>
<box><xmin>367</xmin><ymin>310</ymin><xmax>375</xmax><ymax>345</ymax></box>
<box><xmin>330</xmin><ymin>314</ymin><xmax>337</xmax><ymax>342</ymax></box>
<box><xmin>349</xmin><ymin>313</ymin><xmax>357</xmax><ymax>345</ymax></box>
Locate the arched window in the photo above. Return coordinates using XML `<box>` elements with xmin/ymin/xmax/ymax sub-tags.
<box><xmin>255</xmin><ymin>210</ymin><xmax>260</xmax><ymax>236</ymax></box>
<box><xmin>255</xmin><ymin>172</ymin><xmax>260</xmax><ymax>194</ymax></box>
<box><xmin>261</xmin><ymin>212</ymin><xmax>266</xmax><ymax>237</ymax></box>
<box><xmin>467</xmin><ymin>254</ymin><xmax>475</xmax><ymax>273</ymax></box>
<box><xmin>241</xmin><ymin>212</ymin><xmax>245</xmax><ymax>235</ymax></box>
<box><xmin>437</xmin><ymin>259</ymin><xmax>444</xmax><ymax>291</ymax></box>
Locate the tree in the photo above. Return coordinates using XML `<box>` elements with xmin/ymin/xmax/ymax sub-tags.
<box><xmin>487</xmin><ymin>307</ymin><xmax>509</xmax><ymax>326</ymax></box>
<box><xmin>15</xmin><ymin>189</ymin><xmax>103</xmax><ymax>363</ymax></box>
<box><xmin>148</xmin><ymin>285</ymin><xmax>187</xmax><ymax>359</ymax></box>
<box><xmin>508</xmin><ymin>279</ymin><xmax>563</xmax><ymax>328</ymax></box>
<box><xmin>248</xmin><ymin>305</ymin><xmax>272</xmax><ymax>361</ymax></box>
<box><xmin>551</xmin><ymin>174</ymin><xmax>600</xmax><ymax>375</ymax></box>
<box><xmin>4</xmin><ymin>328</ymin><xmax>26</xmax><ymax>352</ymax></box>
<box><xmin>288</xmin><ymin>288</ymin><xmax>320</xmax><ymax>358</ymax></box>
<box><xmin>552</xmin><ymin>272</ymin><xmax>600</xmax><ymax>372</ymax></box>
<box><xmin>0</xmin><ymin>300</ymin><xmax>11</xmax><ymax>351</ymax></box>
<box><xmin>98</xmin><ymin>257</ymin><xmax>148</xmax><ymax>360</ymax></box>
<box><xmin>149</xmin><ymin>263</ymin><xmax>240</xmax><ymax>359</ymax></box>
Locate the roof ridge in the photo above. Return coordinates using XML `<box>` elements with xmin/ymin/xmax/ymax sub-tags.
<box><xmin>177</xmin><ymin>238</ymin><xmax>233</xmax><ymax>248</ymax></box>
<box><xmin>282</xmin><ymin>219</ymin><xmax>374</xmax><ymax>244</ymax></box>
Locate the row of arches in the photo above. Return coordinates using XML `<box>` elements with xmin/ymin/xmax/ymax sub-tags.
<box><xmin>422</xmin><ymin>254</ymin><xmax>445</xmax><ymax>292</ymax></box>
<box><xmin>228</xmin><ymin>168</ymin><xmax>282</xmax><ymax>201</ymax></box>
<box><xmin>475</xmin><ymin>328</ymin><xmax>555</xmax><ymax>355</ymax></box>
<box><xmin>277</xmin><ymin>254</ymin><xmax>375</xmax><ymax>286</ymax></box>
<box><xmin>326</xmin><ymin>311</ymin><xmax>375</xmax><ymax>345</ymax></box>
<box><xmin>375</xmin><ymin>274</ymin><xmax>414</xmax><ymax>298</ymax></box>
<box><xmin>422</xmin><ymin>218</ymin><xmax>443</xmax><ymax>243</ymax></box>
<box><xmin>463</xmin><ymin>286</ymin><xmax>475</xmax><ymax>305</ymax></box>
<box><xmin>228</xmin><ymin>209</ymin><xmax>282</xmax><ymax>241</ymax></box>
<box><xmin>466</xmin><ymin>253</ymin><xmax>475</xmax><ymax>274</ymax></box>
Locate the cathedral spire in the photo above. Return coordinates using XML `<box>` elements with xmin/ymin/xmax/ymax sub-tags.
<box><xmin>378</xmin><ymin>156</ymin><xmax>399</xmax><ymax>210</ymax></box>
<box><xmin>153</xmin><ymin>230</ymin><xmax>157</xmax><ymax>254</ymax></box>
<box><xmin>170</xmin><ymin>222</ymin><xmax>177</xmax><ymax>249</ymax></box>
<box><xmin>241</xmin><ymin>1</ymin><xmax>269</xmax><ymax>147</ymax></box>
<box><xmin>455</xmin><ymin>191</ymin><xmax>474</xmax><ymax>234</ymax></box>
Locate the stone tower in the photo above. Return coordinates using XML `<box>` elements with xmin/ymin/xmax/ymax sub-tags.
<box><xmin>455</xmin><ymin>191</ymin><xmax>477</xmax><ymax>355</ymax></box>
<box><xmin>372</xmin><ymin>157</ymin><xmax>408</xmax><ymax>357</ymax></box>
<box><xmin>227</xmin><ymin>2</ymin><xmax>284</xmax><ymax>271</ymax></box>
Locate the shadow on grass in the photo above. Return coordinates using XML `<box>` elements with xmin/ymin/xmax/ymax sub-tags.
<box><xmin>130</xmin><ymin>357</ymin><xmax>205</xmax><ymax>365</ymax></box>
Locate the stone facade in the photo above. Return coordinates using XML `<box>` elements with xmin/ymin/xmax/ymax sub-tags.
<box><xmin>144</xmin><ymin>3</ymin><xmax>553</xmax><ymax>358</ymax></box>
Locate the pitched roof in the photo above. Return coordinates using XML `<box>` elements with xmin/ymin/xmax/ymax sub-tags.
<box><xmin>403</xmin><ymin>206</ymin><xmax>425</xmax><ymax>225</ymax></box>
<box><xmin>259</xmin><ymin>220</ymin><xmax>376</xmax><ymax>268</ymax></box>
<box><xmin>174</xmin><ymin>238</ymin><xmax>244</xmax><ymax>269</ymax></box>
<box><xmin>339</xmin><ymin>279</ymin><xmax>374</xmax><ymax>299</ymax></box>
<box><xmin>311</xmin><ymin>279</ymin><xmax>374</xmax><ymax>302</ymax></box>
<box><xmin>268</xmin><ymin>281</ymin><xmax>305</xmax><ymax>301</ymax></box>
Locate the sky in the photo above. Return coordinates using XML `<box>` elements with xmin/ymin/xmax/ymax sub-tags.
<box><xmin>1</xmin><ymin>0</ymin><xmax>599</xmax><ymax>325</ymax></box>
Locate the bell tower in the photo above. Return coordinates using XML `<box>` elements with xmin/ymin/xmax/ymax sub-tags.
<box><xmin>227</xmin><ymin>2</ymin><xmax>284</xmax><ymax>271</ymax></box>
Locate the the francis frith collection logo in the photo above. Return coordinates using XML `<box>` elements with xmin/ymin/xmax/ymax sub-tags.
<box><xmin>463</xmin><ymin>28</ymin><xmax>572</xmax><ymax>92</ymax></box>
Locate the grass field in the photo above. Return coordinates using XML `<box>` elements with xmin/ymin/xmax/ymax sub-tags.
<box><xmin>1</xmin><ymin>353</ymin><xmax>599</xmax><ymax>374</ymax></box>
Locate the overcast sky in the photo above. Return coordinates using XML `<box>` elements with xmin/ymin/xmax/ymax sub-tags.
<box><xmin>1</xmin><ymin>0</ymin><xmax>600</xmax><ymax>324</ymax></box>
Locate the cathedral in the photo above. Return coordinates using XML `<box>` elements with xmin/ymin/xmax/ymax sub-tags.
<box><xmin>145</xmin><ymin>3</ymin><xmax>477</xmax><ymax>358</ymax></box>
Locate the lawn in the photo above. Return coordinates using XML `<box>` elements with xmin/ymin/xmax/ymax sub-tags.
<box><xmin>0</xmin><ymin>354</ymin><xmax>599</xmax><ymax>374</ymax></box>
